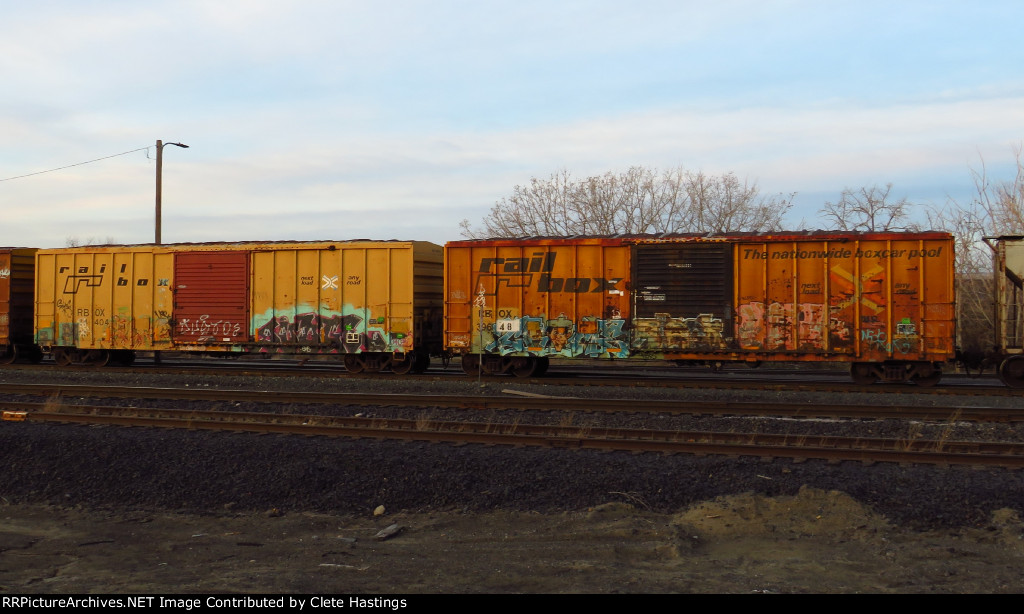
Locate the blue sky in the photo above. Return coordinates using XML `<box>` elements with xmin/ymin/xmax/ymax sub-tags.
<box><xmin>2</xmin><ymin>0</ymin><xmax>1022</xmax><ymax>247</ymax></box>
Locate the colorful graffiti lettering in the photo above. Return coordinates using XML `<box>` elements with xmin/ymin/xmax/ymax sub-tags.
<box><xmin>111</xmin><ymin>316</ymin><xmax>146</xmax><ymax>348</ymax></box>
<box><xmin>737</xmin><ymin>302</ymin><xmax>849</xmax><ymax>351</ymax></box>
<box><xmin>253</xmin><ymin>311</ymin><xmax>409</xmax><ymax>353</ymax></box>
<box><xmin>632</xmin><ymin>313</ymin><xmax>728</xmax><ymax>351</ymax></box>
<box><xmin>861</xmin><ymin>328</ymin><xmax>916</xmax><ymax>354</ymax></box>
<box><xmin>482</xmin><ymin>314</ymin><xmax>629</xmax><ymax>358</ymax></box>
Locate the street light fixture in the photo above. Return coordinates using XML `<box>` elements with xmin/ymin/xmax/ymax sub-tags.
<box><xmin>155</xmin><ymin>139</ymin><xmax>189</xmax><ymax>244</ymax></box>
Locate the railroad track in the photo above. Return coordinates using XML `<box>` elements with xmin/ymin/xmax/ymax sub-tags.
<box><xmin>5</xmin><ymin>401</ymin><xmax>1024</xmax><ymax>469</ymax></box>
<box><xmin>0</xmin><ymin>382</ymin><xmax>1022</xmax><ymax>422</ymax></box>
<box><xmin>1</xmin><ymin>361</ymin><xmax>1017</xmax><ymax>396</ymax></box>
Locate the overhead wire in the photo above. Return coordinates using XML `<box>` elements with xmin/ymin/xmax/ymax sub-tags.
<box><xmin>0</xmin><ymin>146</ymin><xmax>151</xmax><ymax>182</ymax></box>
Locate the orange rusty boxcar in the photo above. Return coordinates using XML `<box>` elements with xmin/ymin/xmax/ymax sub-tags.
<box><xmin>34</xmin><ymin>240</ymin><xmax>443</xmax><ymax>372</ymax></box>
<box><xmin>444</xmin><ymin>232</ymin><xmax>956</xmax><ymax>384</ymax></box>
<box><xmin>0</xmin><ymin>248</ymin><xmax>40</xmax><ymax>364</ymax></box>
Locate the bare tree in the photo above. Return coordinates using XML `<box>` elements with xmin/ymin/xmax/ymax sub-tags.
<box><xmin>926</xmin><ymin>148</ymin><xmax>1024</xmax><ymax>365</ymax></box>
<box><xmin>66</xmin><ymin>236</ymin><xmax>117</xmax><ymax>247</ymax></box>
<box><xmin>818</xmin><ymin>183</ymin><xmax>915</xmax><ymax>232</ymax></box>
<box><xmin>965</xmin><ymin>147</ymin><xmax>1024</xmax><ymax>233</ymax></box>
<box><xmin>460</xmin><ymin>166</ymin><xmax>794</xmax><ymax>238</ymax></box>
<box><xmin>686</xmin><ymin>171</ymin><xmax>794</xmax><ymax>234</ymax></box>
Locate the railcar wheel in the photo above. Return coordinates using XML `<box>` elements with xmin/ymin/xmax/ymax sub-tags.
<box><xmin>53</xmin><ymin>349</ymin><xmax>74</xmax><ymax>367</ymax></box>
<box><xmin>390</xmin><ymin>353</ymin><xmax>415</xmax><ymax>375</ymax></box>
<box><xmin>998</xmin><ymin>356</ymin><xmax>1024</xmax><ymax>389</ymax></box>
<box><xmin>850</xmin><ymin>363</ymin><xmax>877</xmax><ymax>385</ymax></box>
<box><xmin>342</xmin><ymin>354</ymin><xmax>365</xmax><ymax>374</ymax></box>
<box><xmin>510</xmin><ymin>357</ymin><xmax>539</xmax><ymax>378</ymax></box>
<box><xmin>81</xmin><ymin>350</ymin><xmax>110</xmax><ymax>367</ymax></box>
<box><xmin>461</xmin><ymin>354</ymin><xmax>481</xmax><ymax>376</ymax></box>
<box><xmin>0</xmin><ymin>345</ymin><xmax>17</xmax><ymax>365</ymax></box>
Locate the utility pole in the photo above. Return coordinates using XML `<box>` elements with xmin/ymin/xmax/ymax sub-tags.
<box><xmin>155</xmin><ymin>139</ymin><xmax>189</xmax><ymax>244</ymax></box>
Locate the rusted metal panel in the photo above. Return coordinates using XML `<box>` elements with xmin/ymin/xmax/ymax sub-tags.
<box><xmin>446</xmin><ymin>232</ymin><xmax>956</xmax><ymax>365</ymax></box>
<box><xmin>35</xmin><ymin>246</ymin><xmax>175</xmax><ymax>350</ymax></box>
<box><xmin>712</xmin><ymin>232</ymin><xmax>955</xmax><ymax>362</ymax></box>
<box><xmin>445</xmin><ymin>237</ymin><xmax>632</xmax><ymax>358</ymax></box>
<box><xmin>0</xmin><ymin>248</ymin><xmax>37</xmax><ymax>348</ymax></box>
<box><xmin>173</xmin><ymin>251</ymin><xmax>249</xmax><ymax>345</ymax></box>
<box><xmin>249</xmin><ymin>241</ymin><xmax>442</xmax><ymax>355</ymax></box>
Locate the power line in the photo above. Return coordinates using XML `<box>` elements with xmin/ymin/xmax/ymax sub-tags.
<box><xmin>0</xmin><ymin>146</ymin><xmax>151</xmax><ymax>182</ymax></box>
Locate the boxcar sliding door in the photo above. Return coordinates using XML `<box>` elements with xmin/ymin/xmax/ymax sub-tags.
<box><xmin>631</xmin><ymin>242</ymin><xmax>734</xmax><ymax>353</ymax></box>
<box><xmin>172</xmin><ymin>251</ymin><xmax>250</xmax><ymax>345</ymax></box>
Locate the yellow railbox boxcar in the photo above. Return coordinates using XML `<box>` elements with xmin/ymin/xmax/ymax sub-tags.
<box><xmin>35</xmin><ymin>241</ymin><xmax>443</xmax><ymax>371</ymax></box>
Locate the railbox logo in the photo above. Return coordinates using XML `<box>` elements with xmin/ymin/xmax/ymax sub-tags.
<box><xmin>477</xmin><ymin>252</ymin><xmax>622</xmax><ymax>293</ymax></box>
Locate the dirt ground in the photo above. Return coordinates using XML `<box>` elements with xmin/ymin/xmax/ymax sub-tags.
<box><xmin>2</xmin><ymin>487</ymin><xmax>1022</xmax><ymax>594</ymax></box>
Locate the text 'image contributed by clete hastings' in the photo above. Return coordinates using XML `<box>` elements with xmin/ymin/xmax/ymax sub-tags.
<box><xmin>2</xmin><ymin>597</ymin><xmax>409</xmax><ymax>610</ymax></box>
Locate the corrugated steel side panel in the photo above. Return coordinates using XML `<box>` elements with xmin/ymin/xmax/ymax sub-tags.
<box><xmin>445</xmin><ymin>238</ymin><xmax>632</xmax><ymax>358</ymax></box>
<box><xmin>732</xmin><ymin>235</ymin><xmax>955</xmax><ymax>361</ymax></box>
<box><xmin>0</xmin><ymin>249</ymin><xmax>37</xmax><ymax>347</ymax></box>
<box><xmin>249</xmin><ymin>241</ymin><xmax>442</xmax><ymax>354</ymax></box>
<box><xmin>35</xmin><ymin>240</ymin><xmax>443</xmax><ymax>355</ymax></box>
<box><xmin>35</xmin><ymin>246</ymin><xmax>175</xmax><ymax>350</ymax></box>
<box><xmin>173</xmin><ymin>251</ymin><xmax>249</xmax><ymax>345</ymax></box>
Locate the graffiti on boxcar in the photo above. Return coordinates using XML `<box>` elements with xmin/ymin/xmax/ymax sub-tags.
<box><xmin>154</xmin><ymin>310</ymin><xmax>172</xmax><ymax>341</ymax></box>
<box><xmin>59</xmin><ymin>323</ymin><xmax>76</xmax><ymax>346</ymax></box>
<box><xmin>482</xmin><ymin>314</ymin><xmax>629</xmax><ymax>358</ymax></box>
<box><xmin>861</xmin><ymin>328</ymin><xmax>916</xmax><ymax>354</ymax></box>
<box><xmin>737</xmin><ymin>302</ymin><xmax>850</xmax><ymax>351</ymax></box>
<box><xmin>111</xmin><ymin>316</ymin><xmax>146</xmax><ymax>347</ymax></box>
<box><xmin>253</xmin><ymin>310</ymin><xmax>409</xmax><ymax>353</ymax></box>
<box><xmin>632</xmin><ymin>313</ymin><xmax>728</xmax><ymax>351</ymax></box>
<box><xmin>0</xmin><ymin>267</ymin><xmax>9</xmax><ymax>279</ymax></box>
<box><xmin>76</xmin><ymin>317</ymin><xmax>90</xmax><ymax>340</ymax></box>
<box><xmin>859</xmin><ymin>318</ymin><xmax>919</xmax><ymax>355</ymax></box>
<box><xmin>177</xmin><ymin>315</ymin><xmax>243</xmax><ymax>342</ymax></box>
<box><xmin>56</xmin><ymin>299</ymin><xmax>73</xmax><ymax>318</ymax></box>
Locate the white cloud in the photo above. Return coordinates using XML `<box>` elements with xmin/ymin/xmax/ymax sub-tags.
<box><xmin>2</xmin><ymin>1</ymin><xmax>1023</xmax><ymax>247</ymax></box>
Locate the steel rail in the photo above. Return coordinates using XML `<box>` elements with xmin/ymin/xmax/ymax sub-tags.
<box><xmin>0</xmin><ymin>362</ymin><xmax>1016</xmax><ymax>396</ymax></box>
<box><xmin>6</xmin><ymin>403</ymin><xmax>1024</xmax><ymax>469</ymax></box>
<box><xmin>0</xmin><ymin>382</ymin><xmax>1020</xmax><ymax>422</ymax></box>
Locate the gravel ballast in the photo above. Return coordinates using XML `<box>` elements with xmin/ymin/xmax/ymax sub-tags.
<box><xmin>1</xmin><ymin>364</ymin><xmax>1022</xmax><ymax>530</ymax></box>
